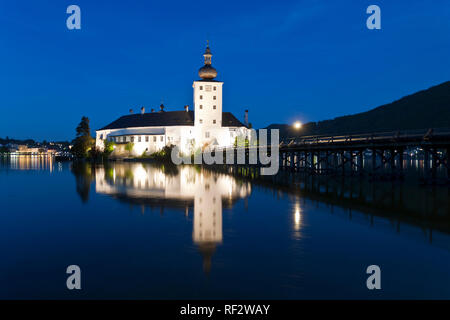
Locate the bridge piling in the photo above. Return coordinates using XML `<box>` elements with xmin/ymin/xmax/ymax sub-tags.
<box><xmin>201</xmin><ymin>128</ymin><xmax>450</xmax><ymax>185</ymax></box>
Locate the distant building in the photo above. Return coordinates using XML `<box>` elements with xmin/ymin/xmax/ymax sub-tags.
<box><xmin>95</xmin><ymin>43</ymin><xmax>250</xmax><ymax>156</ymax></box>
<box><xmin>17</xmin><ymin>145</ymin><xmax>40</xmax><ymax>154</ymax></box>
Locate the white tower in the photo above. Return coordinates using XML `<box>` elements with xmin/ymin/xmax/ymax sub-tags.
<box><xmin>193</xmin><ymin>42</ymin><xmax>223</xmax><ymax>149</ymax></box>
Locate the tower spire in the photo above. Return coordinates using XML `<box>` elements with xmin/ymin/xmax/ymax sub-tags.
<box><xmin>203</xmin><ymin>41</ymin><xmax>212</xmax><ymax>65</ymax></box>
<box><xmin>199</xmin><ymin>41</ymin><xmax>217</xmax><ymax>79</ymax></box>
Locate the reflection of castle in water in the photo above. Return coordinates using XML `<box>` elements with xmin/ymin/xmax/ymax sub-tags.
<box><xmin>95</xmin><ymin>163</ymin><xmax>251</xmax><ymax>273</ymax></box>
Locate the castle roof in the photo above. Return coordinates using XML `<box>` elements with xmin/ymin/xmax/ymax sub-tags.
<box><xmin>99</xmin><ymin>111</ymin><xmax>245</xmax><ymax>130</ymax></box>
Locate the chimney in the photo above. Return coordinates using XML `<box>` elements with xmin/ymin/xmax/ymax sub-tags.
<box><xmin>184</xmin><ymin>105</ymin><xmax>189</xmax><ymax>112</ymax></box>
<box><xmin>151</xmin><ymin>108</ymin><xmax>155</xmax><ymax>113</ymax></box>
<box><xmin>160</xmin><ymin>104</ymin><xmax>165</xmax><ymax>112</ymax></box>
<box><xmin>244</xmin><ymin>109</ymin><xmax>249</xmax><ymax>127</ymax></box>
<box><xmin>129</xmin><ymin>108</ymin><xmax>134</xmax><ymax>114</ymax></box>
<box><xmin>141</xmin><ymin>106</ymin><xmax>145</xmax><ymax>115</ymax></box>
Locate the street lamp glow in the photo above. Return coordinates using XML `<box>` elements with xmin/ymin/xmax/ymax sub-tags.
<box><xmin>294</xmin><ymin>121</ymin><xmax>302</xmax><ymax>129</ymax></box>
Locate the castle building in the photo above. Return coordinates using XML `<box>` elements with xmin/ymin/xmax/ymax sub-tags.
<box><xmin>95</xmin><ymin>43</ymin><xmax>249</xmax><ymax>156</ymax></box>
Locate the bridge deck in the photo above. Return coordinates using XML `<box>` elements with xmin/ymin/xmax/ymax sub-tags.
<box><xmin>204</xmin><ymin>128</ymin><xmax>450</xmax><ymax>184</ymax></box>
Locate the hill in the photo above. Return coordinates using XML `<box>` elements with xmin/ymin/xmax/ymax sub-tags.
<box><xmin>267</xmin><ymin>81</ymin><xmax>450</xmax><ymax>138</ymax></box>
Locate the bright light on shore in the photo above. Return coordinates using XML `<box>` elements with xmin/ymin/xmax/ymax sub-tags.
<box><xmin>294</xmin><ymin>121</ymin><xmax>302</xmax><ymax>129</ymax></box>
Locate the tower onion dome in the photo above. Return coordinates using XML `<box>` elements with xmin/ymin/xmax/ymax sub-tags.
<box><xmin>198</xmin><ymin>42</ymin><xmax>217</xmax><ymax>80</ymax></box>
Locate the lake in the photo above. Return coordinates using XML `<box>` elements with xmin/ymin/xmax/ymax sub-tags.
<box><xmin>1</xmin><ymin>155</ymin><xmax>449</xmax><ymax>299</ymax></box>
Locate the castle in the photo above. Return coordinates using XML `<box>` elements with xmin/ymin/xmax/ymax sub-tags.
<box><xmin>95</xmin><ymin>43</ymin><xmax>249</xmax><ymax>156</ymax></box>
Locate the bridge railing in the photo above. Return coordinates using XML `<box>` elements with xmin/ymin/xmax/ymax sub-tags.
<box><xmin>201</xmin><ymin>128</ymin><xmax>450</xmax><ymax>154</ymax></box>
<box><xmin>280</xmin><ymin>127</ymin><xmax>450</xmax><ymax>147</ymax></box>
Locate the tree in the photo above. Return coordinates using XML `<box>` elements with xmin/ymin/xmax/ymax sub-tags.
<box><xmin>125</xmin><ymin>142</ymin><xmax>134</xmax><ymax>153</ymax></box>
<box><xmin>71</xmin><ymin>116</ymin><xmax>94</xmax><ymax>158</ymax></box>
<box><xmin>149</xmin><ymin>144</ymin><xmax>176</xmax><ymax>162</ymax></box>
<box><xmin>103</xmin><ymin>139</ymin><xmax>115</xmax><ymax>155</ymax></box>
<box><xmin>76</xmin><ymin>116</ymin><xmax>91</xmax><ymax>137</ymax></box>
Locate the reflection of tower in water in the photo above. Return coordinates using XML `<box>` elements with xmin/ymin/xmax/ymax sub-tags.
<box><xmin>94</xmin><ymin>164</ymin><xmax>250</xmax><ymax>273</ymax></box>
<box><xmin>193</xmin><ymin>173</ymin><xmax>223</xmax><ymax>274</ymax></box>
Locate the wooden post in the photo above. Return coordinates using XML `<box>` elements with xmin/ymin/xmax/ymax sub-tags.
<box><xmin>424</xmin><ymin>147</ymin><xmax>429</xmax><ymax>181</ymax></box>
<box><xmin>399</xmin><ymin>148</ymin><xmax>404</xmax><ymax>179</ymax></box>
<box><xmin>447</xmin><ymin>148</ymin><xmax>450</xmax><ymax>181</ymax></box>
<box><xmin>391</xmin><ymin>149</ymin><xmax>396</xmax><ymax>179</ymax></box>
<box><xmin>372</xmin><ymin>148</ymin><xmax>376</xmax><ymax>176</ymax></box>
<box><xmin>334</xmin><ymin>152</ymin><xmax>338</xmax><ymax>174</ymax></box>
<box><xmin>289</xmin><ymin>151</ymin><xmax>295</xmax><ymax>171</ymax></box>
<box><xmin>358</xmin><ymin>149</ymin><xmax>363</xmax><ymax>175</ymax></box>
<box><xmin>431</xmin><ymin>148</ymin><xmax>437</xmax><ymax>181</ymax></box>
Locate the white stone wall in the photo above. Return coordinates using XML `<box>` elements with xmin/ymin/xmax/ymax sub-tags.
<box><xmin>193</xmin><ymin>81</ymin><xmax>224</xmax><ymax>148</ymax></box>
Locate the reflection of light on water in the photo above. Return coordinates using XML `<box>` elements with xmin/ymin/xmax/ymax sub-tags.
<box><xmin>8</xmin><ymin>155</ymin><xmax>54</xmax><ymax>171</ymax></box>
<box><xmin>294</xmin><ymin>204</ymin><xmax>301</xmax><ymax>231</ymax></box>
<box><xmin>293</xmin><ymin>201</ymin><xmax>302</xmax><ymax>235</ymax></box>
<box><xmin>295</xmin><ymin>209</ymin><xmax>301</xmax><ymax>227</ymax></box>
<box><xmin>133</xmin><ymin>165</ymin><xmax>147</xmax><ymax>180</ymax></box>
<box><xmin>94</xmin><ymin>163</ymin><xmax>252</xmax><ymax>274</ymax></box>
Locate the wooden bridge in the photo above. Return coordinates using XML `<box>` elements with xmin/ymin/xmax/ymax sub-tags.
<box><xmin>278</xmin><ymin>128</ymin><xmax>450</xmax><ymax>182</ymax></box>
<box><xmin>205</xmin><ymin>128</ymin><xmax>450</xmax><ymax>184</ymax></box>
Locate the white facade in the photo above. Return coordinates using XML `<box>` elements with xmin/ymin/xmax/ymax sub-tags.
<box><xmin>193</xmin><ymin>81</ymin><xmax>223</xmax><ymax>126</ymax></box>
<box><xmin>95</xmin><ymin>44</ymin><xmax>249</xmax><ymax>157</ymax></box>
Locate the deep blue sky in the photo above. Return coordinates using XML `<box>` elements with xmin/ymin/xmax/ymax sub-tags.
<box><xmin>1</xmin><ymin>0</ymin><xmax>449</xmax><ymax>141</ymax></box>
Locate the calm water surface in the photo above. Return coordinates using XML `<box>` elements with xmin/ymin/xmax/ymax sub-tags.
<box><xmin>1</xmin><ymin>156</ymin><xmax>449</xmax><ymax>299</ymax></box>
